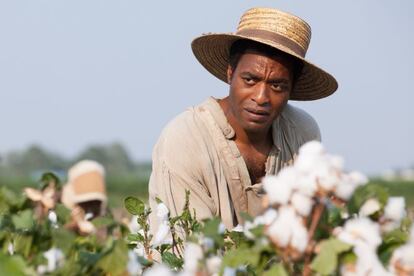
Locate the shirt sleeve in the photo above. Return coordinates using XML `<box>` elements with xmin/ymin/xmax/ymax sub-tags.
<box><xmin>148</xmin><ymin>111</ymin><xmax>216</xmax><ymax>237</ymax></box>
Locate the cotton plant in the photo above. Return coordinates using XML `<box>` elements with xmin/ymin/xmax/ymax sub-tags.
<box><xmin>133</xmin><ymin>141</ymin><xmax>413</xmax><ymax>275</ymax></box>
<box><xmin>389</xmin><ymin>224</ymin><xmax>414</xmax><ymax>275</ymax></box>
<box><xmin>260</xmin><ymin>141</ymin><xmax>369</xmax><ymax>270</ymax></box>
<box><xmin>36</xmin><ymin>247</ymin><xmax>65</xmax><ymax>274</ymax></box>
<box><xmin>124</xmin><ymin>191</ymin><xmax>202</xmax><ymax>273</ymax></box>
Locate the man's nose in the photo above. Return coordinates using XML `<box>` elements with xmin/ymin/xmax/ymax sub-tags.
<box><xmin>252</xmin><ymin>83</ymin><xmax>270</xmax><ymax>106</ymax></box>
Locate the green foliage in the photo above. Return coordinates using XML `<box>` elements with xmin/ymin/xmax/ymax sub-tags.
<box><xmin>348</xmin><ymin>183</ymin><xmax>389</xmax><ymax>214</ymax></box>
<box><xmin>378</xmin><ymin>228</ymin><xmax>409</xmax><ymax>265</ymax></box>
<box><xmin>124</xmin><ymin>197</ymin><xmax>145</xmax><ymax>216</ymax></box>
<box><xmin>0</xmin><ymin>172</ymin><xmax>133</xmax><ymax>275</ymax></box>
<box><xmin>262</xmin><ymin>263</ymin><xmax>288</xmax><ymax>276</ymax></box>
<box><xmin>311</xmin><ymin>238</ymin><xmax>352</xmax><ymax>275</ymax></box>
<box><xmin>12</xmin><ymin>209</ymin><xmax>35</xmax><ymax>230</ymax></box>
<box><xmin>162</xmin><ymin>252</ymin><xmax>184</xmax><ymax>271</ymax></box>
<box><xmin>0</xmin><ymin>253</ymin><xmax>29</xmax><ymax>276</ymax></box>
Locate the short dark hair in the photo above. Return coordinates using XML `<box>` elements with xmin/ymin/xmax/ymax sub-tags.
<box><xmin>229</xmin><ymin>39</ymin><xmax>304</xmax><ymax>83</ymax></box>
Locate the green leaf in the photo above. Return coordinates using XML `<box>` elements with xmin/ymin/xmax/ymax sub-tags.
<box><xmin>39</xmin><ymin>172</ymin><xmax>61</xmax><ymax>190</ymax></box>
<box><xmin>54</xmin><ymin>203</ymin><xmax>71</xmax><ymax>223</ymax></box>
<box><xmin>162</xmin><ymin>251</ymin><xmax>184</xmax><ymax>270</ymax></box>
<box><xmin>127</xmin><ymin>233</ymin><xmax>144</xmax><ymax>243</ymax></box>
<box><xmin>341</xmin><ymin>251</ymin><xmax>357</xmax><ymax>264</ymax></box>
<box><xmin>13</xmin><ymin>234</ymin><xmax>33</xmax><ymax>257</ymax></box>
<box><xmin>221</xmin><ymin>247</ymin><xmax>260</xmax><ymax>272</ymax></box>
<box><xmin>202</xmin><ymin>217</ymin><xmax>222</xmax><ymax>237</ymax></box>
<box><xmin>327</xmin><ymin>205</ymin><xmax>343</xmax><ymax>227</ymax></box>
<box><xmin>311</xmin><ymin>238</ymin><xmax>352</xmax><ymax>275</ymax></box>
<box><xmin>263</xmin><ymin>263</ymin><xmax>288</xmax><ymax>276</ymax></box>
<box><xmin>92</xmin><ymin>216</ymin><xmax>115</xmax><ymax>228</ymax></box>
<box><xmin>0</xmin><ymin>253</ymin><xmax>27</xmax><ymax>276</ymax></box>
<box><xmin>52</xmin><ymin>228</ymin><xmax>76</xmax><ymax>253</ymax></box>
<box><xmin>79</xmin><ymin>250</ymin><xmax>102</xmax><ymax>267</ymax></box>
<box><xmin>124</xmin><ymin>197</ymin><xmax>145</xmax><ymax>215</ymax></box>
<box><xmin>378</xmin><ymin>228</ymin><xmax>409</xmax><ymax>264</ymax></box>
<box><xmin>97</xmin><ymin>239</ymin><xmax>129</xmax><ymax>275</ymax></box>
<box><xmin>11</xmin><ymin>209</ymin><xmax>34</xmax><ymax>230</ymax></box>
<box><xmin>348</xmin><ymin>184</ymin><xmax>389</xmax><ymax>214</ymax></box>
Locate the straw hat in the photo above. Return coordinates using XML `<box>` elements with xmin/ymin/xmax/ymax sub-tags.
<box><xmin>61</xmin><ymin>160</ymin><xmax>107</xmax><ymax>214</ymax></box>
<box><xmin>191</xmin><ymin>7</ymin><xmax>338</xmax><ymax>101</ymax></box>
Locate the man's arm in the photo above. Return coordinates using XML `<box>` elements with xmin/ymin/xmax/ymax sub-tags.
<box><xmin>148</xmin><ymin>112</ymin><xmax>216</xmax><ymax>236</ymax></box>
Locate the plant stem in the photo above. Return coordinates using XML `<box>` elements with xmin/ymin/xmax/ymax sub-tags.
<box><xmin>303</xmin><ymin>201</ymin><xmax>325</xmax><ymax>276</ymax></box>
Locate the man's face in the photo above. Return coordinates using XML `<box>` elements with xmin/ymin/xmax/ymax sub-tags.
<box><xmin>226</xmin><ymin>49</ymin><xmax>294</xmax><ymax>134</ymax></box>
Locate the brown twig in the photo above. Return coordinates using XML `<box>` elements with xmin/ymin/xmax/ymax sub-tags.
<box><xmin>302</xmin><ymin>201</ymin><xmax>326</xmax><ymax>276</ymax></box>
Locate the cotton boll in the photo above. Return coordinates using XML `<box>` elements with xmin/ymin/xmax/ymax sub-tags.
<box><xmin>127</xmin><ymin>250</ymin><xmax>143</xmax><ymax>276</ymax></box>
<box><xmin>290</xmin><ymin>218</ymin><xmax>308</xmax><ymax>253</ymax></box>
<box><xmin>143</xmin><ymin>264</ymin><xmax>175</xmax><ymax>276</ymax></box>
<box><xmin>129</xmin><ymin>215</ymin><xmax>141</xmax><ymax>233</ymax></box>
<box><xmin>133</xmin><ymin>243</ymin><xmax>146</xmax><ymax>257</ymax></box>
<box><xmin>267</xmin><ymin>206</ymin><xmax>296</xmax><ymax>247</ymax></box>
<box><xmin>218</xmin><ymin>222</ymin><xmax>226</xmax><ymax>234</ymax></box>
<box><xmin>291</xmin><ymin>192</ymin><xmax>313</xmax><ymax>217</ymax></box>
<box><xmin>48</xmin><ymin>211</ymin><xmax>57</xmax><ymax>225</ymax></box>
<box><xmin>254</xmin><ymin>209</ymin><xmax>278</xmax><ymax>226</ymax></box>
<box><xmin>206</xmin><ymin>256</ymin><xmax>222</xmax><ymax>274</ymax></box>
<box><xmin>348</xmin><ymin>171</ymin><xmax>368</xmax><ymax>186</ymax></box>
<box><xmin>262</xmin><ymin>168</ymin><xmax>295</xmax><ymax>205</ymax></box>
<box><xmin>183</xmin><ymin>243</ymin><xmax>203</xmax><ymax>273</ymax></box>
<box><xmin>327</xmin><ymin>155</ymin><xmax>345</xmax><ymax>171</ymax></box>
<box><xmin>381</xmin><ymin>220</ymin><xmax>401</xmax><ymax>233</ymax></box>
<box><xmin>359</xmin><ymin>198</ymin><xmax>381</xmax><ymax>217</ymax></box>
<box><xmin>232</xmin><ymin>224</ymin><xmax>244</xmax><ymax>232</ymax></box>
<box><xmin>7</xmin><ymin>243</ymin><xmax>14</xmax><ymax>255</ymax></box>
<box><xmin>295</xmin><ymin>154</ymin><xmax>323</xmax><ymax>175</ymax></box>
<box><xmin>156</xmin><ymin>202</ymin><xmax>170</xmax><ymax>222</ymax></box>
<box><xmin>223</xmin><ymin>267</ymin><xmax>236</xmax><ymax>276</ymax></box>
<box><xmin>316</xmin><ymin>165</ymin><xmax>341</xmax><ymax>192</ymax></box>
<box><xmin>298</xmin><ymin>141</ymin><xmax>325</xmax><ymax>156</ymax></box>
<box><xmin>243</xmin><ymin>221</ymin><xmax>256</xmax><ymax>240</ymax></box>
<box><xmin>390</xmin><ymin>242</ymin><xmax>414</xmax><ymax>274</ymax></box>
<box><xmin>43</xmin><ymin>247</ymin><xmax>64</xmax><ymax>272</ymax></box>
<box><xmin>152</xmin><ymin>221</ymin><xmax>172</xmax><ymax>247</ymax></box>
<box><xmin>201</xmin><ymin>237</ymin><xmax>215</xmax><ymax>250</ymax></box>
<box><xmin>353</xmin><ymin>242</ymin><xmax>391</xmax><ymax>276</ymax></box>
<box><xmin>384</xmin><ymin>197</ymin><xmax>406</xmax><ymax>222</ymax></box>
<box><xmin>334</xmin><ymin>176</ymin><xmax>358</xmax><ymax>200</ymax></box>
<box><xmin>336</xmin><ymin>217</ymin><xmax>382</xmax><ymax>250</ymax></box>
<box><xmin>294</xmin><ymin>174</ymin><xmax>318</xmax><ymax>197</ymax></box>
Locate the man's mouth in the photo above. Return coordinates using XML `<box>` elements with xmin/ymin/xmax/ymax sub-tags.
<box><xmin>244</xmin><ymin>107</ymin><xmax>270</xmax><ymax>122</ymax></box>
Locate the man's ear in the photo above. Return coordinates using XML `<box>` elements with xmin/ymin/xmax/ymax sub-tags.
<box><xmin>226</xmin><ymin>65</ymin><xmax>233</xmax><ymax>84</ymax></box>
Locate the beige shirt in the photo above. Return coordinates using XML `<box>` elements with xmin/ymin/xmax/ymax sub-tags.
<box><xmin>148</xmin><ymin>97</ymin><xmax>321</xmax><ymax>233</ymax></box>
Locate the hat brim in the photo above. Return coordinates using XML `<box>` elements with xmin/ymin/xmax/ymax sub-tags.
<box><xmin>191</xmin><ymin>33</ymin><xmax>338</xmax><ymax>101</ymax></box>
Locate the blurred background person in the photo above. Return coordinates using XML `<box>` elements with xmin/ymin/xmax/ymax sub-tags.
<box><xmin>62</xmin><ymin>160</ymin><xmax>107</xmax><ymax>219</ymax></box>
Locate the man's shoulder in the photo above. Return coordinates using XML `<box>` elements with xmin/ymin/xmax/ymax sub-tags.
<box><xmin>279</xmin><ymin>103</ymin><xmax>321</xmax><ymax>141</ymax></box>
<box><xmin>160</xmin><ymin>98</ymin><xmax>214</xmax><ymax>139</ymax></box>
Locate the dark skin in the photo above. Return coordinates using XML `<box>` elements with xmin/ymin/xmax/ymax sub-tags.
<box><xmin>218</xmin><ymin>49</ymin><xmax>295</xmax><ymax>184</ymax></box>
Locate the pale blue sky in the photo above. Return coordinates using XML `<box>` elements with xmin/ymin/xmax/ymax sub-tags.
<box><xmin>0</xmin><ymin>1</ymin><xmax>413</xmax><ymax>175</ymax></box>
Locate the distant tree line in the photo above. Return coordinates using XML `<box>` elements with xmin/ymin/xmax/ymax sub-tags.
<box><xmin>0</xmin><ymin>142</ymin><xmax>151</xmax><ymax>182</ymax></box>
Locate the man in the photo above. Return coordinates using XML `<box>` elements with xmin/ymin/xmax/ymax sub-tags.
<box><xmin>149</xmin><ymin>7</ymin><xmax>337</xmax><ymax>231</ymax></box>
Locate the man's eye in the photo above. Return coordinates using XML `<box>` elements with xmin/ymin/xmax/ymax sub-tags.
<box><xmin>243</xmin><ymin>77</ymin><xmax>256</xmax><ymax>85</ymax></box>
<box><xmin>271</xmin><ymin>83</ymin><xmax>288</xmax><ymax>92</ymax></box>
